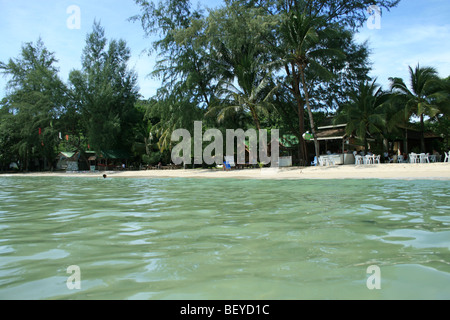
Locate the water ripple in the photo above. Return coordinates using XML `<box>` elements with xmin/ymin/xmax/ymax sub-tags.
<box><xmin>0</xmin><ymin>177</ymin><xmax>449</xmax><ymax>300</ymax></box>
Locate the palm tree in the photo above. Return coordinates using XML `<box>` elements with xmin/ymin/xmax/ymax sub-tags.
<box><xmin>278</xmin><ymin>9</ymin><xmax>346</xmax><ymax>161</ymax></box>
<box><xmin>434</xmin><ymin>76</ymin><xmax>450</xmax><ymax>151</ymax></box>
<box><xmin>210</xmin><ymin>80</ymin><xmax>277</xmax><ymax>132</ymax></box>
<box><xmin>435</xmin><ymin>76</ymin><xmax>450</xmax><ymax>116</ymax></box>
<box><xmin>202</xmin><ymin>2</ymin><xmax>281</xmax><ymax>132</ymax></box>
<box><xmin>335</xmin><ymin>80</ymin><xmax>389</xmax><ymax>151</ymax></box>
<box><xmin>384</xmin><ymin>92</ymin><xmax>414</xmax><ymax>155</ymax></box>
<box><xmin>389</xmin><ymin>64</ymin><xmax>441</xmax><ymax>153</ymax></box>
<box><xmin>207</xmin><ymin>30</ymin><xmax>279</xmax><ymax>131</ymax></box>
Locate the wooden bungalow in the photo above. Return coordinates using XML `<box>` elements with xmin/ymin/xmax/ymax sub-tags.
<box><xmin>95</xmin><ymin>150</ymin><xmax>132</xmax><ymax>171</ymax></box>
<box><xmin>391</xmin><ymin>126</ymin><xmax>444</xmax><ymax>156</ymax></box>
<box><xmin>56</xmin><ymin>152</ymin><xmax>80</xmax><ymax>171</ymax></box>
<box><xmin>314</xmin><ymin>124</ymin><xmax>367</xmax><ymax>165</ymax></box>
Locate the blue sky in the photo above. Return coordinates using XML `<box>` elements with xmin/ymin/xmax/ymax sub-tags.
<box><xmin>1</xmin><ymin>0</ymin><xmax>449</xmax><ymax>101</ymax></box>
<box><xmin>356</xmin><ymin>0</ymin><xmax>450</xmax><ymax>88</ymax></box>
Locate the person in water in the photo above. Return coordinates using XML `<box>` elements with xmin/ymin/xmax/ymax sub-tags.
<box><xmin>103</xmin><ymin>174</ymin><xmax>107</xmax><ymax>179</ymax></box>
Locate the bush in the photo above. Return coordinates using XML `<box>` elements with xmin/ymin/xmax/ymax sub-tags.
<box><xmin>142</xmin><ymin>153</ymin><xmax>161</xmax><ymax>165</ymax></box>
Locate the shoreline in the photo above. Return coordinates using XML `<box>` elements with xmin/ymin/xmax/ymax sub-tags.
<box><xmin>2</xmin><ymin>163</ymin><xmax>450</xmax><ymax>181</ymax></box>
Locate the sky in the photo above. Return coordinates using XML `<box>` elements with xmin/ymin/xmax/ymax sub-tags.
<box><xmin>0</xmin><ymin>0</ymin><xmax>449</xmax><ymax>101</ymax></box>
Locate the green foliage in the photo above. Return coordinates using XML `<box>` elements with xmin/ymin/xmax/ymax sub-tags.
<box><xmin>205</xmin><ymin>3</ymin><xmax>279</xmax><ymax>130</ymax></box>
<box><xmin>129</xmin><ymin>0</ymin><xmax>401</xmax><ymax>164</ymax></box>
<box><xmin>0</xmin><ymin>24</ymin><xmax>143</xmax><ymax>171</ymax></box>
<box><xmin>5</xmin><ymin>0</ymin><xmax>450</xmax><ymax>170</ymax></box>
<box><xmin>335</xmin><ymin>79</ymin><xmax>389</xmax><ymax>150</ymax></box>
<box><xmin>68</xmin><ymin>21</ymin><xmax>140</xmax><ymax>155</ymax></box>
<box><xmin>389</xmin><ymin>64</ymin><xmax>443</xmax><ymax>152</ymax></box>
<box><xmin>0</xmin><ymin>38</ymin><xmax>67</xmax><ymax>170</ymax></box>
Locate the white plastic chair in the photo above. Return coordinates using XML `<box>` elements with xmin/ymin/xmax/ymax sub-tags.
<box><xmin>327</xmin><ymin>156</ymin><xmax>335</xmax><ymax>166</ymax></box>
<box><xmin>224</xmin><ymin>156</ymin><xmax>236</xmax><ymax>170</ymax></box>
<box><xmin>318</xmin><ymin>157</ymin><xmax>325</xmax><ymax>167</ymax></box>
<box><xmin>420</xmin><ymin>153</ymin><xmax>430</xmax><ymax>163</ymax></box>
<box><xmin>364</xmin><ymin>155</ymin><xmax>374</xmax><ymax>165</ymax></box>
<box><xmin>355</xmin><ymin>155</ymin><xmax>363</xmax><ymax>165</ymax></box>
<box><xmin>374</xmin><ymin>155</ymin><xmax>381</xmax><ymax>164</ymax></box>
<box><xmin>397</xmin><ymin>155</ymin><xmax>404</xmax><ymax>163</ymax></box>
<box><xmin>410</xmin><ymin>153</ymin><xmax>419</xmax><ymax>163</ymax></box>
<box><xmin>445</xmin><ymin>152</ymin><xmax>449</xmax><ymax>163</ymax></box>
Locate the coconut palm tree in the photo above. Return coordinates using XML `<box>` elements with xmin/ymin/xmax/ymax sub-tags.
<box><xmin>277</xmin><ymin>9</ymin><xmax>346</xmax><ymax>161</ymax></box>
<box><xmin>206</xmin><ymin>28</ymin><xmax>279</xmax><ymax>131</ymax></box>
<box><xmin>384</xmin><ymin>92</ymin><xmax>414</xmax><ymax>155</ymax></box>
<box><xmin>435</xmin><ymin>76</ymin><xmax>450</xmax><ymax>116</ymax></box>
<box><xmin>389</xmin><ymin>64</ymin><xmax>441</xmax><ymax>153</ymax></box>
<box><xmin>335</xmin><ymin>79</ymin><xmax>389</xmax><ymax>151</ymax></box>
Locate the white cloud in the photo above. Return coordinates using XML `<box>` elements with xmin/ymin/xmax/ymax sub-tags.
<box><xmin>356</xmin><ymin>21</ymin><xmax>450</xmax><ymax>89</ymax></box>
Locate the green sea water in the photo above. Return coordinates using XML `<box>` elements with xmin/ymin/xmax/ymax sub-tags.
<box><xmin>0</xmin><ymin>176</ymin><xmax>449</xmax><ymax>300</ymax></box>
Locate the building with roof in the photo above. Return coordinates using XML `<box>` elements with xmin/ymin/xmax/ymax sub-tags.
<box><xmin>56</xmin><ymin>152</ymin><xmax>80</xmax><ymax>171</ymax></box>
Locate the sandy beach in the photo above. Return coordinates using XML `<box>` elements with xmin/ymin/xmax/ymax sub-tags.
<box><xmin>3</xmin><ymin>163</ymin><xmax>450</xmax><ymax>180</ymax></box>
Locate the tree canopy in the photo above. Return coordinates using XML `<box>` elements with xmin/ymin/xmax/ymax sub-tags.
<box><xmin>1</xmin><ymin>0</ymin><xmax>449</xmax><ymax>172</ymax></box>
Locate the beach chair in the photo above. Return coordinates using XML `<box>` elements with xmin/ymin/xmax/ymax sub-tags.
<box><xmin>318</xmin><ymin>157</ymin><xmax>324</xmax><ymax>166</ymax></box>
<box><xmin>224</xmin><ymin>156</ymin><xmax>235</xmax><ymax>171</ymax></box>
<box><xmin>364</xmin><ymin>155</ymin><xmax>374</xmax><ymax>165</ymax></box>
<box><xmin>444</xmin><ymin>152</ymin><xmax>449</xmax><ymax>163</ymax></box>
<box><xmin>327</xmin><ymin>156</ymin><xmax>336</xmax><ymax>166</ymax></box>
<box><xmin>355</xmin><ymin>155</ymin><xmax>363</xmax><ymax>165</ymax></box>
<box><xmin>409</xmin><ymin>153</ymin><xmax>419</xmax><ymax>163</ymax></box>
<box><xmin>420</xmin><ymin>153</ymin><xmax>430</xmax><ymax>163</ymax></box>
<box><xmin>374</xmin><ymin>155</ymin><xmax>381</xmax><ymax>164</ymax></box>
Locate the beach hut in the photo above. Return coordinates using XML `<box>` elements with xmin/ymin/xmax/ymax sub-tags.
<box><xmin>314</xmin><ymin>124</ymin><xmax>373</xmax><ymax>165</ymax></box>
<box><xmin>56</xmin><ymin>152</ymin><xmax>79</xmax><ymax>171</ymax></box>
<box><xmin>96</xmin><ymin>150</ymin><xmax>132</xmax><ymax>171</ymax></box>
<box><xmin>391</xmin><ymin>125</ymin><xmax>444</xmax><ymax>156</ymax></box>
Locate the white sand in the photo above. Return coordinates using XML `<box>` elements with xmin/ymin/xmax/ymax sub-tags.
<box><xmin>4</xmin><ymin>163</ymin><xmax>450</xmax><ymax>180</ymax></box>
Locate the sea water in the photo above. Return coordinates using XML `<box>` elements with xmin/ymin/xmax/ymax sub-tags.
<box><xmin>0</xmin><ymin>176</ymin><xmax>448</xmax><ymax>300</ymax></box>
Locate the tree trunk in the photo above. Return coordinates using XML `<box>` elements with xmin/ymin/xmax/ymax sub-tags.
<box><xmin>420</xmin><ymin>114</ymin><xmax>426</xmax><ymax>153</ymax></box>
<box><xmin>250</xmin><ymin>106</ymin><xmax>269</xmax><ymax>165</ymax></box>
<box><xmin>300</xmin><ymin>68</ymin><xmax>320</xmax><ymax>161</ymax></box>
<box><xmin>25</xmin><ymin>148</ymin><xmax>29</xmax><ymax>172</ymax></box>
<box><xmin>250</xmin><ymin>106</ymin><xmax>261</xmax><ymax>132</ymax></box>
<box><xmin>286</xmin><ymin>63</ymin><xmax>308</xmax><ymax>165</ymax></box>
<box><xmin>296</xmin><ymin>96</ymin><xmax>308</xmax><ymax>165</ymax></box>
<box><xmin>404</xmin><ymin>128</ymin><xmax>409</xmax><ymax>155</ymax></box>
<box><xmin>383</xmin><ymin>138</ymin><xmax>389</xmax><ymax>153</ymax></box>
